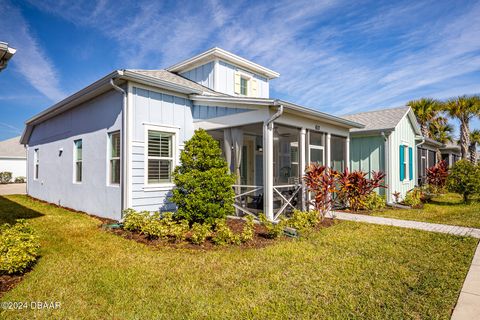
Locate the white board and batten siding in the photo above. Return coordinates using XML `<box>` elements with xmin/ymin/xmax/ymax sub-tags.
<box><xmin>179</xmin><ymin>61</ymin><xmax>214</xmax><ymax>89</ymax></box>
<box><xmin>130</xmin><ymin>86</ymin><xmax>195</xmax><ymax>212</ymax></box>
<box><xmin>387</xmin><ymin>114</ymin><xmax>417</xmax><ymax>202</ymax></box>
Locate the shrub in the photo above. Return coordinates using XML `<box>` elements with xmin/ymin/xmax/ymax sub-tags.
<box><xmin>336</xmin><ymin>169</ymin><xmax>386</xmax><ymax>212</ymax></box>
<box><xmin>303</xmin><ymin>164</ymin><xmax>337</xmax><ymax>215</ymax></box>
<box><xmin>447</xmin><ymin>160</ymin><xmax>480</xmax><ymax>203</ymax></box>
<box><xmin>172</xmin><ymin>129</ymin><xmax>236</xmax><ymax>225</ymax></box>
<box><xmin>123</xmin><ymin>209</ymin><xmax>148</xmax><ymax>232</ymax></box>
<box><xmin>239</xmin><ymin>215</ymin><xmax>255</xmax><ymax>243</ymax></box>
<box><xmin>259</xmin><ymin>214</ymin><xmax>285</xmax><ymax>239</ymax></box>
<box><xmin>212</xmin><ymin>220</ymin><xmax>240</xmax><ymax>245</ymax></box>
<box><xmin>0</xmin><ymin>220</ymin><xmax>40</xmax><ymax>274</ymax></box>
<box><xmin>363</xmin><ymin>193</ymin><xmax>386</xmax><ymax>211</ymax></box>
<box><xmin>141</xmin><ymin>214</ymin><xmax>170</xmax><ymax>239</ymax></box>
<box><xmin>287</xmin><ymin>210</ymin><xmax>319</xmax><ymax>232</ymax></box>
<box><xmin>426</xmin><ymin>160</ymin><xmax>448</xmax><ymax>192</ymax></box>
<box><xmin>14</xmin><ymin>176</ymin><xmax>26</xmax><ymax>183</ymax></box>
<box><xmin>0</xmin><ymin>172</ymin><xmax>12</xmax><ymax>184</ymax></box>
<box><xmin>403</xmin><ymin>188</ymin><xmax>424</xmax><ymax>208</ymax></box>
<box><xmin>190</xmin><ymin>223</ymin><xmax>212</xmax><ymax>245</ymax></box>
<box><xmin>168</xmin><ymin>220</ymin><xmax>190</xmax><ymax>242</ymax></box>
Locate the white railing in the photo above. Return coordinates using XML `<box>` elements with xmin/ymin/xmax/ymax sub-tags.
<box><xmin>273</xmin><ymin>184</ymin><xmax>302</xmax><ymax>220</ymax></box>
<box><xmin>232</xmin><ymin>185</ymin><xmax>264</xmax><ymax>218</ymax></box>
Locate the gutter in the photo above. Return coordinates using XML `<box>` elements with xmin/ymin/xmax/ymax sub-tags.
<box><xmin>265</xmin><ymin>100</ymin><xmax>284</xmax><ymax>126</ymax></box>
<box><xmin>110</xmin><ymin>77</ymin><xmax>128</xmax><ymax>216</ymax></box>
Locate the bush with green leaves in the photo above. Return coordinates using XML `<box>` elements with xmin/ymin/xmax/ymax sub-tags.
<box><xmin>212</xmin><ymin>220</ymin><xmax>240</xmax><ymax>245</ymax></box>
<box><xmin>287</xmin><ymin>210</ymin><xmax>320</xmax><ymax>232</ymax></box>
<box><xmin>190</xmin><ymin>223</ymin><xmax>212</xmax><ymax>245</ymax></box>
<box><xmin>259</xmin><ymin>214</ymin><xmax>285</xmax><ymax>239</ymax></box>
<box><xmin>0</xmin><ymin>171</ymin><xmax>12</xmax><ymax>184</ymax></box>
<box><xmin>168</xmin><ymin>220</ymin><xmax>190</xmax><ymax>242</ymax></box>
<box><xmin>14</xmin><ymin>176</ymin><xmax>26</xmax><ymax>183</ymax></box>
<box><xmin>123</xmin><ymin>209</ymin><xmax>148</xmax><ymax>232</ymax></box>
<box><xmin>172</xmin><ymin>129</ymin><xmax>236</xmax><ymax>225</ymax></box>
<box><xmin>0</xmin><ymin>220</ymin><xmax>40</xmax><ymax>274</ymax></box>
<box><xmin>239</xmin><ymin>215</ymin><xmax>255</xmax><ymax>243</ymax></box>
<box><xmin>403</xmin><ymin>188</ymin><xmax>424</xmax><ymax>208</ymax></box>
<box><xmin>363</xmin><ymin>193</ymin><xmax>386</xmax><ymax>211</ymax></box>
<box><xmin>447</xmin><ymin>159</ymin><xmax>480</xmax><ymax>203</ymax></box>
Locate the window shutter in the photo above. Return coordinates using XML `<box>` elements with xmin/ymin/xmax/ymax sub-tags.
<box><xmin>399</xmin><ymin>145</ymin><xmax>404</xmax><ymax>181</ymax></box>
<box><xmin>251</xmin><ymin>79</ymin><xmax>258</xmax><ymax>97</ymax></box>
<box><xmin>408</xmin><ymin>147</ymin><xmax>413</xmax><ymax>181</ymax></box>
<box><xmin>234</xmin><ymin>73</ymin><xmax>241</xmax><ymax>94</ymax></box>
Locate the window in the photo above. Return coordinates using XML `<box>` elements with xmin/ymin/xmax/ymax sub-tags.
<box><xmin>240</xmin><ymin>77</ymin><xmax>248</xmax><ymax>95</ymax></box>
<box><xmin>109</xmin><ymin>132</ymin><xmax>120</xmax><ymax>185</ymax></box>
<box><xmin>34</xmin><ymin>149</ymin><xmax>39</xmax><ymax>180</ymax></box>
<box><xmin>401</xmin><ymin>145</ymin><xmax>409</xmax><ymax>181</ymax></box>
<box><xmin>74</xmin><ymin>139</ymin><xmax>82</xmax><ymax>183</ymax></box>
<box><xmin>147</xmin><ymin>130</ymin><xmax>174</xmax><ymax>184</ymax></box>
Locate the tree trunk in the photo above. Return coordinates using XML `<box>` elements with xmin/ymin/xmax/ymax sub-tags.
<box><xmin>470</xmin><ymin>143</ymin><xmax>478</xmax><ymax>164</ymax></box>
<box><xmin>460</xmin><ymin>119</ymin><xmax>470</xmax><ymax>160</ymax></box>
<box><xmin>421</xmin><ymin>124</ymin><xmax>429</xmax><ymax>138</ymax></box>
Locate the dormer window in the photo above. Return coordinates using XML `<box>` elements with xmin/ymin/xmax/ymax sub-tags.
<box><xmin>240</xmin><ymin>77</ymin><xmax>248</xmax><ymax>95</ymax></box>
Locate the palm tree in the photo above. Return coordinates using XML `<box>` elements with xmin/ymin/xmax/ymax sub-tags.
<box><xmin>407</xmin><ymin>98</ymin><xmax>441</xmax><ymax>137</ymax></box>
<box><xmin>469</xmin><ymin>129</ymin><xmax>480</xmax><ymax>164</ymax></box>
<box><xmin>429</xmin><ymin>117</ymin><xmax>454</xmax><ymax>161</ymax></box>
<box><xmin>443</xmin><ymin>95</ymin><xmax>480</xmax><ymax>160</ymax></box>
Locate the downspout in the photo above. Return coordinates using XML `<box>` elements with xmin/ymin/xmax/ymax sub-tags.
<box><xmin>110</xmin><ymin>77</ymin><xmax>128</xmax><ymax>218</ymax></box>
<box><xmin>263</xmin><ymin>101</ymin><xmax>284</xmax><ymax>221</ymax></box>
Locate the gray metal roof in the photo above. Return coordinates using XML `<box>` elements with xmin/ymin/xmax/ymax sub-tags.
<box><xmin>0</xmin><ymin>136</ymin><xmax>26</xmax><ymax>158</ymax></box>
<box><xmin>342</xmin><ymin>106</ymin><xmax>410</xmax><ymax>133</ymax></box>
<box><xmin>126</xmin><ymin>69</ymin><xmax>223</xmax><ymax>96</ymax></box>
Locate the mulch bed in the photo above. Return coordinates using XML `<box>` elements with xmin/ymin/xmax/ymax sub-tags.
<box><xmin>0</xmin><ymin>274</ymin><xmax>24</xmax><ymax>298</ymax></box>
<box><xmin>106</xmin><ymin>217</ymin><xmax>336</xmax><ymax>251</ymax></box>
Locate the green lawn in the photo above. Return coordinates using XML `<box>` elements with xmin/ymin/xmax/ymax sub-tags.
<box><xmin>0</xmin><ymin>195</ymin><xmax>477</xmax><ymax>319</ymax></box>
<box><xmin>371</xmin><ymin>193</ymin><xmax>480</xmax><ymax>228</ymax></box>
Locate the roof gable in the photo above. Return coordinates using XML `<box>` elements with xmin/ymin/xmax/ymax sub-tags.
<box><xmin>0</xmin><ymin>136</ymin><xmax>25</xmax><ymax>158</ymax></box>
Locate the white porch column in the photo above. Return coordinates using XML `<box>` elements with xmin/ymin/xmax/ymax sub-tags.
<box><xmin>299</xmin><ymin>128</ymin><xmax>307</xmax><ymax>211</ymax></box>
<box><xmin>345</xmin><ymin>135</ymin><xmax>350</xmax><ymax>170</ymax></box>
<box><xmin>326</xmin><ymin>133</ymin><xmax>331</xmax><ymax>169</ymax></box>
<box><xmin>263</xmin><ymin>122</ymin><xmax>274</xmax><ymax>220</ymax></box>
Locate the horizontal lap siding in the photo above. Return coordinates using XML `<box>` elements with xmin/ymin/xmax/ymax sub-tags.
<box><xmin>131</xmin><ymin>87</ymin><xmax>194</xmax><ymax>212</ymax></box>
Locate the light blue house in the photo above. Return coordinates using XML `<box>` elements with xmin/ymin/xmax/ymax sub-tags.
<box><xmin>21</xmin><ymin>48</ymin><xmax>363</xmax><ymax>221</ymax></box>
<box><xmin>343</xmin><ymin>106</ymin><xmax>422</xmax><ymax>203</ymax></box>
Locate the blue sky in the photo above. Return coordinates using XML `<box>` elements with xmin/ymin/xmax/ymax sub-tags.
<box><xmin>0</xmin><ymin>0</ymin><xmax>479</xmax><ymax>141</ymax></box>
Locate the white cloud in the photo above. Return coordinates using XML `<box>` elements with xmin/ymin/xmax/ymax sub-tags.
<box><xmin>0</xmin><ymin>1</ymin><xmax>65</xmax><ymax>101</ymax></box>
<box><xmin>25</xmin><ymin>0</ymin><xmax>480</xmax><ymax>115</ymax></box>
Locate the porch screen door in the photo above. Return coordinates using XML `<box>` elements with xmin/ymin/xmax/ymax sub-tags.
<box><xmin>309</xmin><ymin>146</ymin><xmax>324</xmax><ymax>166</ymax></box>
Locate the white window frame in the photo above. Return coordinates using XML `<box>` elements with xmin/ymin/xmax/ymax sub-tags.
<box><xmin>73</xmin><ymin>139</ymin><xmax>83</xmax><ymax>183</ymax></box>
<box><xmin>144</xmin><ymin>124</ymin><xmax>179</xmax><ymax>190</ymax></box>
<box><xmin>108</xmin><ymin>131</ymin><xmax>121</xmax><ymax>186</ymax></box>
<box><xmin>34</xmin><ymin>148</ymin><xmax>39</xmax><ymax>180</ymax></box>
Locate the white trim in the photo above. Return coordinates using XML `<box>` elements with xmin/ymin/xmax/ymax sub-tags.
<box><xmin>73</xmin><ymin>139</ymin><xmax>82</xmax><ymax>184</ymax></box>
<box><xmin>167</xmin><ymin>47</ymin><xmax>280</xmax><ymax>79</ymax></box>
<box><xmin>127</xmin><ymin>82</ymin><xmax>134</xmax><ymax>209</ymax></box>
<box><xmin>143</xmin><ymin>124</ymin><xmax>179</xmax><ymax>188</ymax></box>
<box><xmin>107</xmin><ymin>130</ymin><xmax>121</xmax><ymax>186</ymax></box>
<box><xmin>141</xmin><ymin>122</ymin><xmax>181</xmax><ymax>129</ymax></box>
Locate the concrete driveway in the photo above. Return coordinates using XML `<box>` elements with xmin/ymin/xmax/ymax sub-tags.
<box><xmin>0</xmin><ymin>183</ymin><xmax>26</xmax><ymax>195</ymax></box>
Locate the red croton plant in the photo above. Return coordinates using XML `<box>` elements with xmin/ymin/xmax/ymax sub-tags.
<box><xmin>336</xmin><ymin>169</ymin><xmax>386</xmax><ymax>212</ymax></box>
<box><xmin>426</xmin><ymin>160</ymin><xmax>448</xmax><ymax>191</ymax></box>
<box><xmin>303</xmin><ymin>163</ymin><xmax>338</xmax><ymax>214</ymax></box>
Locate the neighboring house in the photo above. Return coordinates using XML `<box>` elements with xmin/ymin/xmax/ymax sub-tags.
<box><xmin>0</xmin><ymin>136</ymin><xmax>26</xmax><ymax>180</ymax></box>
<box><xmin>417</xmin><ymin>137</ymin><xmax>443</xmax><ymax>185</ymax></box>
<box><xmin>343</xmin><ymin>106</ymin><xmax>422</xmax><ymax>203</ymax></box>
<box><xmin>440</xmin><ymin>142</ymin><xmax>461</xmax><ymax>166</ymax></box>
<box><xmin>21</xmin><ymin>47</ymin><xmax>363</xmax><ymax>221</ymax></box>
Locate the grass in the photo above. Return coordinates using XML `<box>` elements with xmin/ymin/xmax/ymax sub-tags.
<box><xmin>370</xmin><ymin>193</ymin><xmax>480</xmax><ymax>228</ymax></box>
<box><xmin>0</xmin><ymin>195</ymin><xmax>478</xmax><ymax>319</ymax></box>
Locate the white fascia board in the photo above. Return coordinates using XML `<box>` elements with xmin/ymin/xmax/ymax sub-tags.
<box><xmin>194</xmin><ymin>109</ymin><xmax>269</xmax><ymax>131</ymax></box>
<box><xmin>167</xmin><ymin>47</ymin><xmax>280</xmax><ymax>79</ymax></box>
<box><xmin>190</xmin><ymin>95</ymin><xmax>274</xmax><ymax>106</ymax></box>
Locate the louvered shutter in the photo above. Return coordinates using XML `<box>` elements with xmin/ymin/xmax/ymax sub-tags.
<box><xmin>399</xmin><ymin>145</ymin><xmax>405</xmax><ymax>181</ymax></box>
<box><xmin>234</xmin><ymin>73</ymin><xmax>241</xmax><ymax>94</ymax></box>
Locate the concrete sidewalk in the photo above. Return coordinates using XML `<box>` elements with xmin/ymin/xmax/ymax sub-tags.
<box><xmin>326</xmin><ymin>210</ymin><xmax>480</xmax><ymax>239</ymax></box>
<box><xmin>0</xmin><ymin>183</ymin><xmax>26</xmax><ymax>195</ymax></box>
<box><xmin>451</xmin><ymin>244</ymin><xmax>480</xmax><ymax>320</ymax></box>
